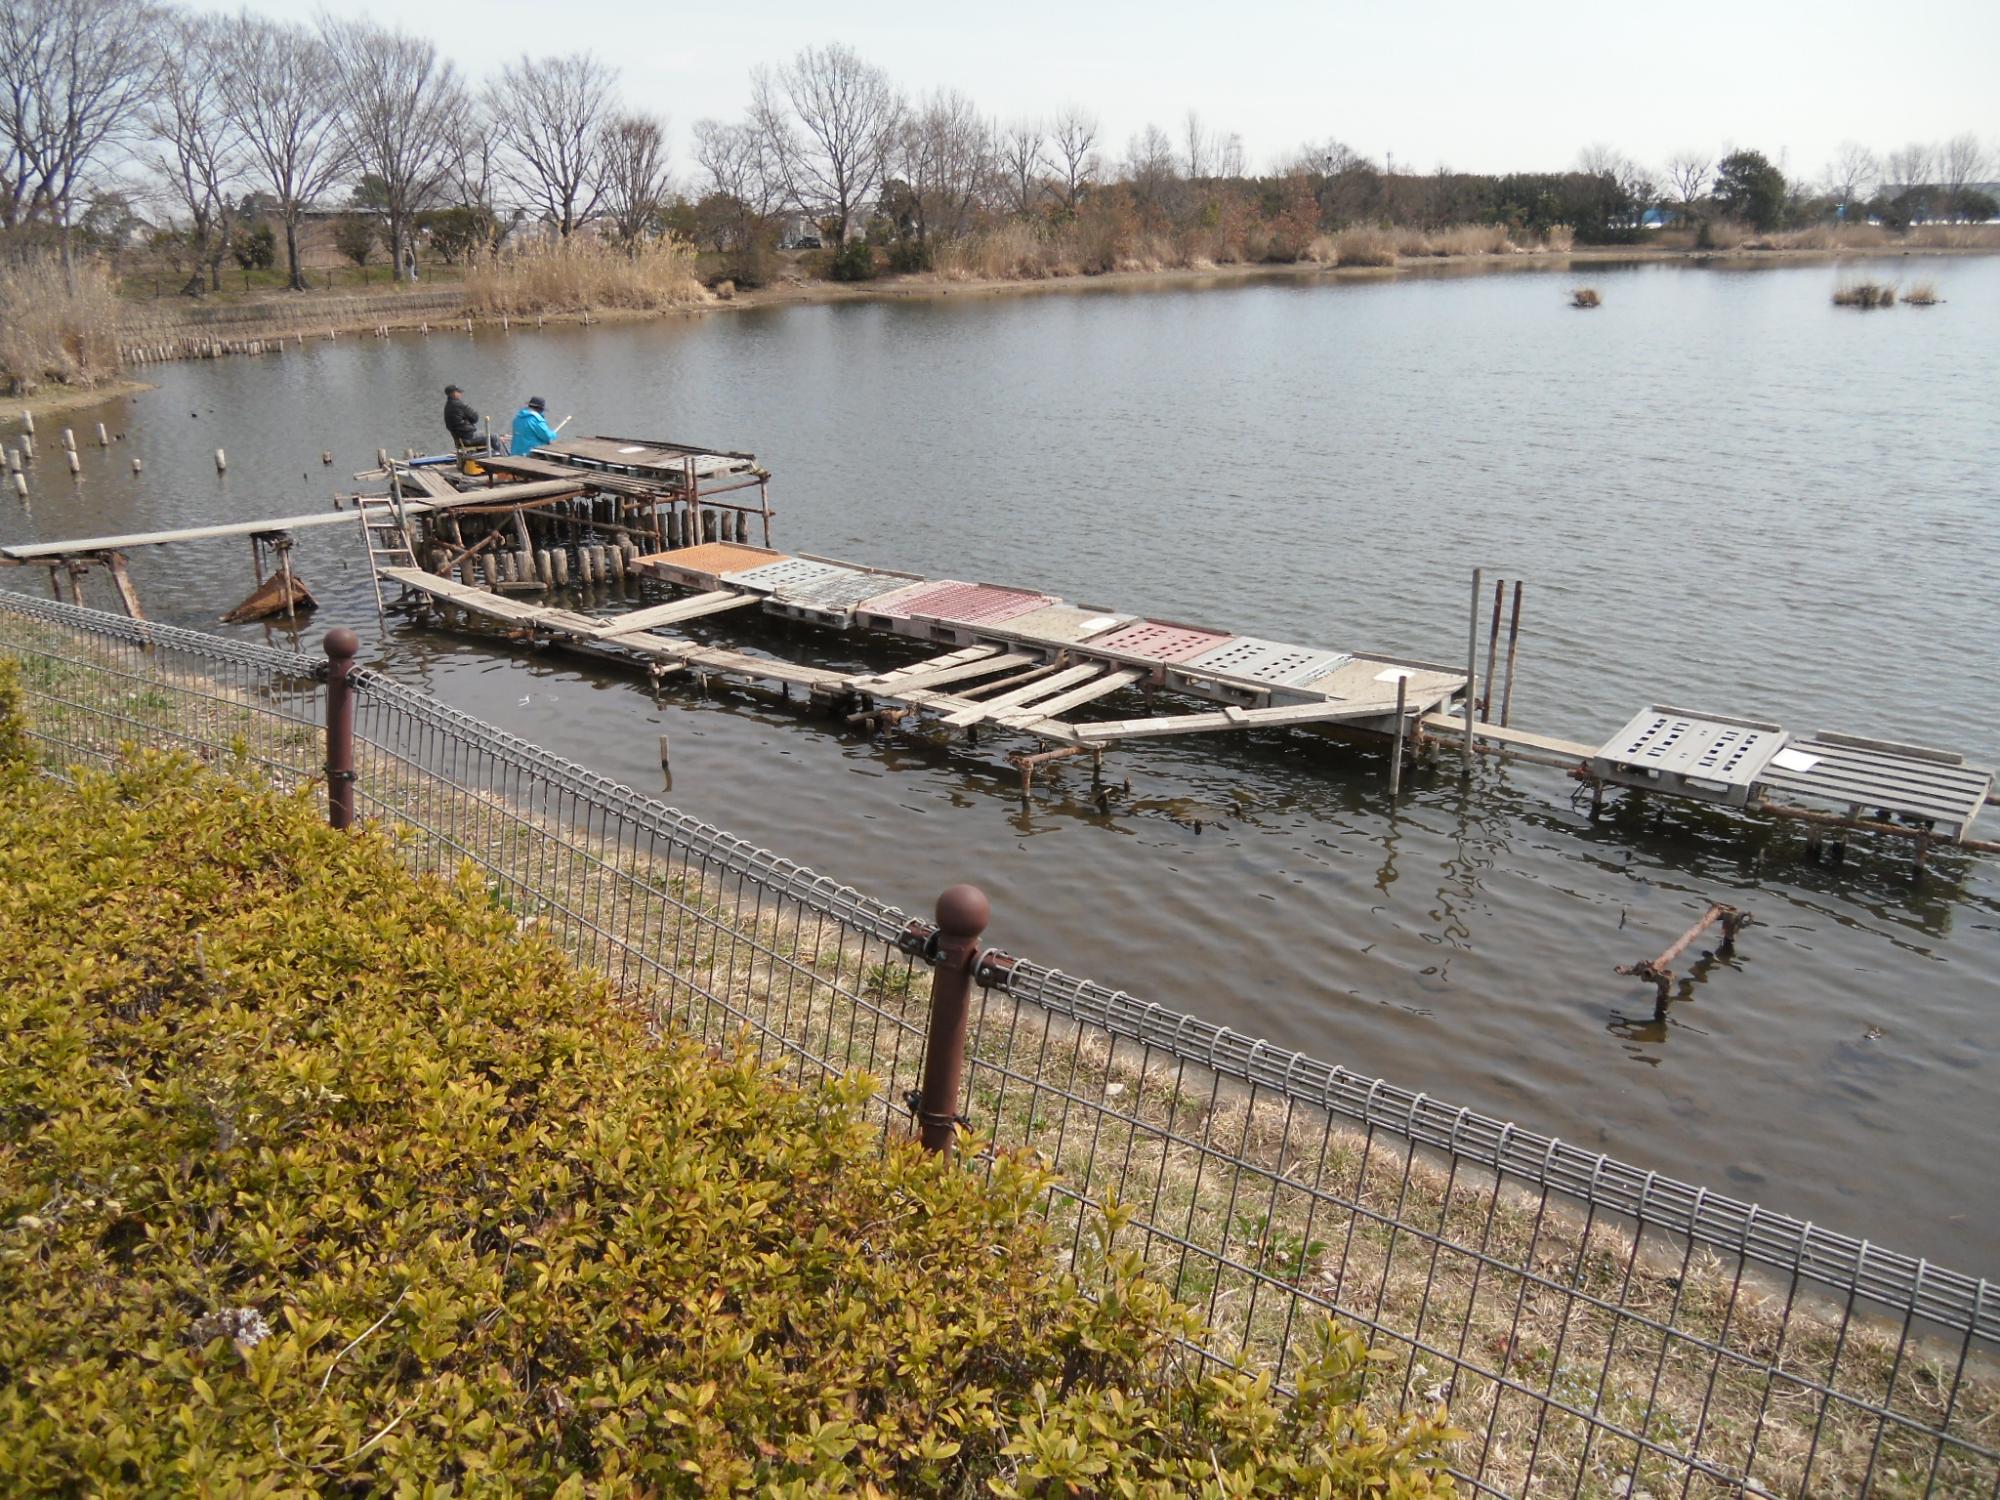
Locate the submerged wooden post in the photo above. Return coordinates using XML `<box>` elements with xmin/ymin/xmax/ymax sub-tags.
<box><xmin>1464</xmin><ymin>566</ymin><xmax>1481</xmax><ymax>765</ymax></box>
<box><xmin>95</xmin><ymin>423</ymin><xmax>108</xmax><ymax>447</ymax></box>
<box><xmin>915</xmin><ymin>885</ymin><xmax>989</xmax><ymax>1155</ymax></box>
<box><xmin>103</xmin><ymin>551</ymin><xmax>145</xmax><ymax>619</ymax></box>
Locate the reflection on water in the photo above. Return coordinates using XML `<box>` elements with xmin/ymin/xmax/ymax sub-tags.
<box><xmin>3</xmin><ymin>257</ymin><xmax>1997</xmax><ymax>1269</ymax></box>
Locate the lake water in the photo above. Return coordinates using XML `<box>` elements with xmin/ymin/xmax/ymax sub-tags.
<box><xmin>6</xmin><ymin>256</ymin><xmax>1997</xmax><ymax>1269</ymax></box>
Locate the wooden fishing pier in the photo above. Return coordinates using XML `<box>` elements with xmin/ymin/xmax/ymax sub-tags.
<box><xmin>2</xmin><ymin>432</ymin><xmax>1992</xmax><ymax>864</ymax></box>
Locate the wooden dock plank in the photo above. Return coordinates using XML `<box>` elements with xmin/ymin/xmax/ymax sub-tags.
<box><xmin>940</xmin><ymin>663</ymin><xmax>1106</xmax><ymax>726</ymax></box>
<box><xmin>850</xmin><ymin>650</ymin><xmax>1038</xmax><ymax>694</ymax></box>
<box><xmin>1421</xmin><ymin>712</ymin><xmax>1596</xmax><ymax>759</ymax></box>
<box><xmin>995</xmin><ymin>669</ymin><xmax>1144</xmax><ymax>730</ymax></box>
<box><xmin>1</xmin><ymin>508</ymin><xmax>395</xmax><ymax>559</ymax></box>
<box><xmin>586</xmin><ymin>592</ymin><xmax>760</xmax><ymax>638</ymax></box>
<box><xmin>1078</xmin><ymin>697</ymin><xmax>1422</xmax><ymax>742</ymax></box>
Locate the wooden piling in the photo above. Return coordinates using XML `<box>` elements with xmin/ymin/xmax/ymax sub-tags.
<box><xmin>131</xmin><ymin>458</ymin><xmax>142</xmax><ymax>473</ymax></box>
<box><xmin>1483</xmin><ymin>577</ymin><xmax>1504</xmax><ymax>717</ymax></box>
<box><xmin>10</xmin><ymin>472</ymin><xmax>25</xmax><ymax>499</ymax></box>
<box><xmin>214</xmin><ymin>448</ymin><xmax>227</xmax><ymax>472</ymax></box>
<box><xmin>19</xmin><ymin>434</ymin><xmax>33</xmax><ymax>461</ymax></box>
<box><xmin>5</xmin><ymin>447</ymin><xmax>18</xmax><ymax>472</ymax></box>
<box><xmin>536</xmin><ymin>549</ymin><xmax>553</xmax><ymax>586</ymax></box>
<box><xmin>1464</xmin><ymin>567</ymin><xmax>1481</xmax><ymax>765</ymax></box>
<box><xmin>1389</xmin><ymin>674</ymin><xmax>1408</xmax><ymax>798</ymax></box>
<box><xmin>65</xmin><ymin>449</ymin><xmax>80</xmax><ymax>476</ymax></box>
<box><xmin>1500</xmin><ymin>581</ymin><xmax>1524</xmax><ymax>727</ymax></box>
<box><xmin>95</xmin><ymin>423</ymin><xmax>108</xmax><ymax>447</ymax></box>
<box><xmin>552</xmin><ymin>549</ymin><xmax>569</xmax><ymax>585</ymax></box>
<box><xmin>19</xmin><ymin>411</ymin><xmax>32</xmax><ymax>435</ymax></box>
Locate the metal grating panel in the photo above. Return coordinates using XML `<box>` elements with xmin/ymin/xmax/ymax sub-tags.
<box><xmin>1184</xmin><ymin>635</ymin><xmax>1352</xmax><ymax>687</ymax></box>
<box><xmin>1591</xmin><ymin>705</ymin><xmax>1788</xmax><ymax>806</ymax></box>
<box><xmin>721</xmin><ymin>557</ymin><xmax>858</xmax><ymax>595</ymax></box>
<box><xmin>779</xmin><ymin>569</ymin><xmax>923</xmax><ymax>611</ymax></box>
<box><xmin>1000</xmin><ymin>604</ymin><xmax>1134</xmax><ymax>645</ymax></box>
<box><xmin>1755</xmin><ymin>735</ymin><xmax>1993</xmax><ymax>842</ymax></box>
<box><xmin>902</xmin><ymin>580</ymin><xmax>1058</xmax><ymax>626</ymax></box>
<box><xmin>1088</xmin><ymin>619</ymin><xmax>1235</xmax><ymax>663</ymax></box>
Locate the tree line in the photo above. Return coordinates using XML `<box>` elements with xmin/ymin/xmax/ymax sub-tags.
<box><xmin>3</xmin><ymin>0</ymin><xmax>1994</xmax><ymax>295</ymax></box>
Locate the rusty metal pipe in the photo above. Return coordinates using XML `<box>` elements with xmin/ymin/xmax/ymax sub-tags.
<box><xmin>916</xmin><ymin>885</ymin><xmax>989</xmax><ymax>1154</ymax></box>
<box><xmin>1616</xmin><ymin>902</ymin><xmax>1750</xmax><ymax>1012</ymax></box>
<box><xmin>1500</xmin><ymin>581</ymin><xmax>1523</xmax><ymax>727</ymax></box>
<box><xmin>323</xmin><ymin>627</ymin><xmax>359</xmax><ymax>830</ymax></box>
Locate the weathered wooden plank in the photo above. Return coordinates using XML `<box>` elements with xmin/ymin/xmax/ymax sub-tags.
<box><xmin>850</xmin><ymin>649</ymin><xmax>1039</xmax><ymax>694</ymax></box>
<box><xmin>2</xmin><ymin>508</ymin><xmax>395</xmax><ymax>558</ymax></box>
<box><xmin>995</xmin><ymin>669</ymin><xmax>1143</xmax><ymax>729</ymax></box>
<box><xmin>586</xmin><ymin>592</ymin><xmax>760</xmax><ymax>638</ymax></box>
<box><xmin>1079</xmin><ymin>697</ymin><xmax>1423</xmax><ymax>742</ymax></box>
<box><xmin>941</xmin><ymin>664</ymin><xmax>1105</xmax><ymax>726</ymax></box>
<box><xmin>1421</xmin><ymin>712</ymin><xmax>1596</xmax><ymax>759</ymax></box>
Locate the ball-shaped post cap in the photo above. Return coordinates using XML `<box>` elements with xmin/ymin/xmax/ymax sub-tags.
<box><xmin>323</xmin><ymin>627</ymin><xmax>360</xmax><ymax>661</ymax></box>
<box><xmin>935</xmin><ymin>883</ymin><xmax>990</xmax><ymax>938</ymax></box>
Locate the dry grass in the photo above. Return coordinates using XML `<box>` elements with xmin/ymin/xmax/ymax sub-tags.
<box><xmin>1903</xmin><ymin>280</ymin><xmax>1941</xmax><ymax>305</ymax></box>
<box><xmin>1833</xmin><ymin>279</ymin><xmax>1898</xmax><ymax>308</ymax></box>
<box><xmin>0</xmin><ymin>255</ymin><xmax>123</xmax><ymax>394</ymax></box>
<box><xmin>1571</xmin><ymin>287</ymin><xmax>1601</xmax><ymax>308</ymax></box>
<box><xmin>8</xmin><ymin>615</ymin><xmax>2000</xmax><ymax>1500</ymax></box>
<box><xmin>459</xmin><ymin>236</ymin><xmax>708</xmax><ymax>315</ymax></box>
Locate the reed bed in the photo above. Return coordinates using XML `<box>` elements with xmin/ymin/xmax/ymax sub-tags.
<box><xmin>0</xmin><ymin>255</ymin><xmax>123</xmax><ymax>394</ymax></box>
<box><xmin>1902</xmin><ymin>280</ymin><xmax>1940</xmax><ymax>305</ymax></box>
<box><xmin>459</xmin><ymin>236</ymin><xmax>707</xmax><ymax>315</ymax></box>
<box><xmin>1832</xmin><ymin>279</ymin><xmax>1898</xmax><ymax>308</ymax></box>
<box><xmin>1571</xmin><ymin>286</ymin><xmax>1601</xmax><ymax>308</ymax></box>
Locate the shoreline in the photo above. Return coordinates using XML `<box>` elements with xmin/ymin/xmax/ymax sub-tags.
<box><xmin>11</xmin><ymin>240</ymin><xmax>1993</xmax><ymax>404</ymax></box>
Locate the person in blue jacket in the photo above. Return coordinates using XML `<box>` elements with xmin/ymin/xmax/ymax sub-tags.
<box><xmin>510</xmin><ymin>395</ymin><xmax>557</xmax><ymax>454</ymax></box>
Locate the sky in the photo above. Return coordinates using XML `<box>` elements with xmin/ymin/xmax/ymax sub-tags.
<box><xmin>233</xmin><ymin>0</ymin><xmax>1998</xmax><ymax>185</ymax></box>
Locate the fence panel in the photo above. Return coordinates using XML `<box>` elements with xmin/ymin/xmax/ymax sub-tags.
<box><xmin>2</xmin><ymin>589</ymin><xmax>1993</xmax><ymax>1500</ymax></box>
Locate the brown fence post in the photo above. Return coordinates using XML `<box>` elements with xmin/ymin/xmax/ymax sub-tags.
<box><xmin>323</xmin><ymin>627</ymin><xmax>359</xmax><ymax>830</ymax></box>
<box><xmin>916</xmin><ymin>884</ymin><xmax>990</xmax><ymax>1154</ymax></box>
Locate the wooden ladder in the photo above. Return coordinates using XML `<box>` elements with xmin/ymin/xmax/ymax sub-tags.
<box><xmin>355</xmin><ymin>473</ymin><xmax>420</xmax><ymax>625</ymax></box>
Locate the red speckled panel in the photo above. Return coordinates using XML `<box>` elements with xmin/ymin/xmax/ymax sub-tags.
<box><xmin>893</xmin><ymin>580</ymin><xmax>1057</xmax><ymax>625</ymax></box>
<box><xmin>856</xmin><ymin>579</ymin><xmax>970</xmax><ymax>619</ymax></box>
<box><xmin>1088</xmin><ymin>619</ymin><xmax>1235</xmax><ymax>663</ymax></box>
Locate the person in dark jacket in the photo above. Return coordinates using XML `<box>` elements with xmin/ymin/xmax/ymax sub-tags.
<box><xmin>443</xmin><ymin>384</ymin><xmax>484</xmax><ymax>449</ymax></box>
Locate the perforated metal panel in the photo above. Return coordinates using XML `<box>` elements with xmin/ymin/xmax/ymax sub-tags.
<box><xmin>780</xmin><ymin>569</ymin><xmax>922</xmax><ymax>611</ymax></box>
<box><xmin>902</xmin><ymin>580</ymin><xmax>1058</xmax><ymax>626</ymax></box>
<box><xmin>721</xmin><ymin>557</ymin><xmax>857</xmax><ymax>595</ymax></box>
<box><xmin>999</xmin><ymin>604</ymin><xmax>1133</xmax><ymax>645</ymax></box>
<box><xmin>1087</xmin><ymin>620</ymin><xmax>1234</xmax><ymax>663</ymax></box>
<box><xmin>1591</xmin><ymin>705</ymin><xmax>1788</xmax><ymax>806</ymax></box>
<box><xmin>1184</xmin><ymin>636</ymin><xmax>1352</xmax><ymax>687</ymax></box>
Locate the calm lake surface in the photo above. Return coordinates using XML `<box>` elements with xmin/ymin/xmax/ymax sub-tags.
<box><xmin>7</xmin><ymin>256</ymin><xmax>1998</xmax><ymax>1268</ymax></box>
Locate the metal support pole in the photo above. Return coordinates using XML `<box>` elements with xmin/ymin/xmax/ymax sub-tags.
<box><xmin>1464</xmin><ymin>567</ymin><xmax>1481</xmax><ymax>765</ymax></box>
<box><xmin>324</xmin><ymin>627</ymin><xmax>359</xmax><ymax>830</ymax></box>
<box><xmin>915</xmin><ymin>884</ymin><xmax>989</xmax><ymax>1155</ymax></box>
<box><xmin>1389</xmin><ymin>673</ymin><xmax>1408</xmax><ymax>799</ymax></box>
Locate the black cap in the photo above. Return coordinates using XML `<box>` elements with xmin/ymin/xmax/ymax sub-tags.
<box><xmin>527</xmin><ymin>396</ymin><xmax>546</xmax><ymax>412</ymax></box>
<box><xmin>444</xmin><ymin>384</ymin><xmax>461</xmax><ymax>395</ymax></box>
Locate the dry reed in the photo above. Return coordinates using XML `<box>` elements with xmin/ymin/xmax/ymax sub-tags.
<box><xmin>1832</xmin><ymin>279</ymin><xmax>1897</xmax><ymax>308</ymax></box>
<box><xmin>1902</xmin><ymin>280</ymin><xmax>1940</xmax><ymax>305</ymax></box>
<box><xmin>0</xmin><ymin>255</ymin><xmax>123</xmax><ymax>394</ymax></box>
<box><xmin>1571</xmin><ymin>286</ymin><xmax>1601</xmax><ymax>308</ymax></box>
<box><xmin>459</xmin><ymin>236</ymin><xmax>707</xmax><ymax>315</ymax></box>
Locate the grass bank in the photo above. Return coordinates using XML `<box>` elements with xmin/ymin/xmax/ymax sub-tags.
<box><xmin>0</xmin><ymin>661</ymin><xmax>1456</xmax><ymax>1495</ymax></box>
<box><xmin>2</xmin><ymin>619</ymin><xmax>1994</xmax><ymax>1500</ymax></box>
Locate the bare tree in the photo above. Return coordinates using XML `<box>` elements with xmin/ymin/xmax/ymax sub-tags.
<box><xmin>1183</xmin><ymin>110</ymin><xmax>1214</xmax><ymax>180</ymax></box>
<box><xmin>325</xmin><ymin>18</ymin><xmax>466</xmax><ymax>282</ymax></box>
<box><xmin>600</xmin><ymin>112</ymin><xmax>672</xmax><ymax>246</ymax></box>
<box><xmin>1123</xmin><ymin>123</ymin><xmax>1178</xmax><ymax>222</ymax></box>
<box><xmin>0</xmin><ymin>0</ymin><xmax>157</xmax><ymax>270</ymax></box>
<box><xmin>1577</xmin><ymin>142</ymin><xmax>1624</xmax><ymax>180</ymax></box>
<box><xmin>143</xmin><ymin>13</ymin><xmax>242</xmax><ymax>294</ymax></box>
<box><xmin>892</xmin><ymin>90</ymin><xmax>992</xmax><ymax>251</ymax></box>
<box><xmin>1663</xmin><ymin>151</ymin><xmax>1711</xmax><ymax>221</ymax></box>
<box><xmin>218</xmin><ymin>15</ymin><xmax>350</xmax><ymax>290</ymax></box>
<box><xmin>437</xmin><ymin>99</ymin><xmax>507</xmax><ymax>255</ymax></box>
<box><xmin>488</xmin><ymin>52</ymin><xmax>618</xmax><ymax>237</ymax></box>
<box><xmin>1882</xmin><ymin>141</ymin><xmax>1933</xmax><ymax>193</ymax></box>
<box><xmin>692</xmin><ymin>117</ymin><xmax>783</xmax><ymax>251</ymax></box>
<box><xmin>750</xmin><ymin>43</ymin><xmax>900</xmax><ymax>245</ymax></box>
<box><xmin>1049</xmin><ymin>104</ymin><xmax>1099</xmax><ymax>215</ymax></box>
<box><xmin>998</xmin><ymin>118</ymin><xmax>1046</xmax><ymax>216</ymax></box>
<box><xmin>1821</xmin><ymin>142</ymin><xmax>1876</xmax><ymax>217</ymax></box>
<box><xmin>1937</xmin><ymin>133</ymin><xmax>1989</xmax><ymax>216</ymax></box>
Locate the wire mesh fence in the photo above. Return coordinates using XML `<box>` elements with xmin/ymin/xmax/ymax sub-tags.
<box><xmin>2</xmin><ymin>588</ymin><xmax>1995</xmax><ymax>1500</ymax></box>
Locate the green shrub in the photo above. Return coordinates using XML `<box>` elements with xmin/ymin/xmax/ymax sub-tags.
<box><xmin>828</xmin><ymin>237</ymin><xmax>876</xmax><ymax>282</ymax></box>
<box><xmin>0</xmin><ymin>749</ymin><xmax>1458</xmax><ymax>1494</ymax></box>
<box><xmin>0</xmin><ymin>659</ymin><xmax>26</xmax><ymax>771</ymax></box>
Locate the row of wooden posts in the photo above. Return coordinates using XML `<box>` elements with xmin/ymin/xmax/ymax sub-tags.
<box><xmin>120</xmin><ymin>308</ymin><xmax>582</xmax><ymax>368</ymax></box>
<box><xmin>409</xmin><ymin>490</ymin><xmax>752</xmax><ymax>596</ymax></box>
